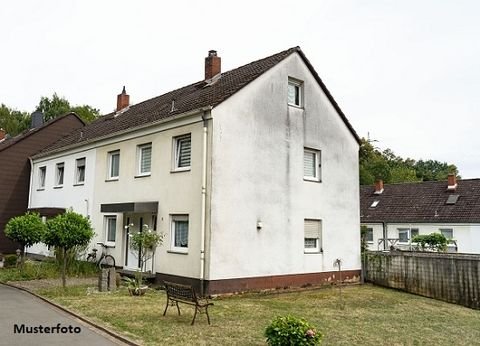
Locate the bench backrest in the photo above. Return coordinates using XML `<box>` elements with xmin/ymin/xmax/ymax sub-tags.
<box><xmin>163</xmin><ymin>281</ymin><xmax>198</xmax><ymax>303</ymax></box>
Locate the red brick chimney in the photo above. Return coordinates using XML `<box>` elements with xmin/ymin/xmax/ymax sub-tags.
<box><xmin>447</xmin><ymin>173</ymin><xmax>457</xmax><ymax>191</ymax></box>
<box><xmin>374</xmin><ymin>179</ymin><xmax>384</xmax><ymax>194</ymax></box>
<box><xmin>116</xmin><ymin>86</ymin><xmax>130</xmax><ymax>111</ymax></box>
<box><xmin>205</xmin><ymin>50</ymin><xmax>221</xmax><ymax>80</ymax></box>
<box><xmin>0</xmin><ymin>128</ymin><xmax>5</xmax><ymax>141</ymax></box>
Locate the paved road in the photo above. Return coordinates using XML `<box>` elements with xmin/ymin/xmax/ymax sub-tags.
<box><xmin>0</xmin><ymin>284</ymin><xmax>126</xmax><ymax>346</ymax></box>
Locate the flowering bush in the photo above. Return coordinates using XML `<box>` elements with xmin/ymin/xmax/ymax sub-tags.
<box><xmin>127</xmin><ymin>224</ymin><xmax>164</xmax><ymax>290</ymax></box>
<box><xmin>265</xmin><ymin>315</ymin><xmax>322</xmax><ymax>345</ymax></box>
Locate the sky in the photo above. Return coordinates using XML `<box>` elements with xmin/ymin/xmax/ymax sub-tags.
<box><xmin>1</xmin><ymin>1</ymin><xmax>479</xmax><ymax>178</ymax></box>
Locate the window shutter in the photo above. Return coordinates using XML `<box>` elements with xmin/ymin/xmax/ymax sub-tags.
<box><xmin>304</xmin><ymin>220</ymin><xmax>321</xmax><ymax>239</ymax></box>
<box><xmin>304</xmin><ymin>151</ymin><xmax>316</xmax><ymax>177</ymax></box>
<box><xmin>177</xmin><ymin>136</ymin><xmax>191</xmax><ymax>167</ymax></box>
<box><xmin>141</xmin><ymin>146</ymin><xmax>152</xmax><ymax>173</ymax></box>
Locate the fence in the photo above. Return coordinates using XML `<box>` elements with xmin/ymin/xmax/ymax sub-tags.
<box><xmin>364</xmin><ymin>251</ymin><xmax>480</xmax><ymax>309</ymax></box>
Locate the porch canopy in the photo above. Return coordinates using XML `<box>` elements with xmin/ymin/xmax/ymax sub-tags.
<box><xmin>100</xmin><ymin>202</ymin><xmax>158</xmax><ymax>213</ymax></box>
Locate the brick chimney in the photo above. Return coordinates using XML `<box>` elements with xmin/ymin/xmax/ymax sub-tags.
<box><xmin>116</xmin><ymin>86</ymin><xmax>130</xmax><ymax>111</ymax></box>
<box><xmin>205</xmin><ymin>50</ymin><xmax>221</xmax><ymax>80</ymax></box>
<box><xmin>374</xmin><ymin>179</ymin><xmax>384</xmax><ymax>194</ymax></box>
<box><xmin>0</xmin><ymin>128</ymin><xmax>5</xmax><ymax>141</ymax></box>
<box><xmin>447</xmin><ymin>173</ymin><xmax>457</xmax><ymax>191</ymax></box>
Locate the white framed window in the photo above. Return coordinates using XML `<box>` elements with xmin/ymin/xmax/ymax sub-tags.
<box><xmin>304</xmin><ymin>219</ymin><xmax>322</xmax><ymax>253</ymax></box>
<box><xmin>366</xmin><ymin>227</ymin><xmax>374</xmax><ymax>243</ymax></box>
<box><xmin>398</xmin><ymin>228</ymin><xmax>419</xmax><ymax>243</ymax></box>
<box><xmin>173</xmin><ymin>134</ymin><xmax>191</xmax><ymax>171</ymax></box>
<box><xmin>288</xmin><ymin>78</ymin><xmax>303</xmax><ymax>107</ymax></box>
<box><xmin>55</xmin><ymin>162</ymin><xmax>64</xmax><ymax>186</ymax></box>
<box><xmin>411</xmin><ymin>228</ymin><xmax>419</xmax><ymax>240</ymax></box>
<box><xmin>107</xmin><ymin>150</ymin><xmax>120</xmax><ymax>180</ymax></box>
<box><xmin>440</xmin><ymin>228</ymin><xmax>453</xmax><ymax>240</ymax></box>
<box><xmin>105</xmin><ymin>216</ymin><xmax>117</xmax><ymax>245</ymax></box>
<box><xmin>171</xmin><ymin>215</ymin><xmax>189</xmax><ymax>252</ymax></box>
<box><xmin>38</xmin><ymin>166</ymin><xmax>46</xmax><ymax>189</ymax></box>
<box><xmin>75</xmin><ymin>158</ymin><xmax>86</xmax><ymax>184</ymax></box>
<box><xmin>304</xmin><ymin>148</ymin><xmax>321</xmax><ymax>181</ymax></box>
<box><xmin>137</xmin><ymin>143</ymin><xmax>152</xmax><ymax>176</ymax></box>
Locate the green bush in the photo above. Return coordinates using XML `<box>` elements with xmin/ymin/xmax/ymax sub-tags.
<box><xmin>265</xmin><ymin>315</ymin><xmax>322</xmax><ymax>345</ymax></box>
<box><xmin>412</xmin><ymin>233</ymin><xmax>448</xmax><ymax>252</ymax></box>
<box><xmin>4</xmin><ymin>254</ymin><xmax>18</xmax><ymax>268</ymax></box>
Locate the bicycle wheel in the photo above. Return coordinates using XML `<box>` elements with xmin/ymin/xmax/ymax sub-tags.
<box><xmin>98</xmin><ymin>255</ymin><xmax>116</xmax><ymax>269</ymax></box>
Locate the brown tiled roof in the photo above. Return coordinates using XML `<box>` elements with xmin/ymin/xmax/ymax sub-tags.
<box><xmin>0</xmin><ymin>113</ymin><xmax>84</xmax><ymax>153</ymax></box>
<box><xmin>360</xmin><ymin>179</ymin><xmax>480</xmax><ymax>224</ymax></box>
<box><xmin>36</xmin><ymin>47</ymin><xmax>360</xmax><ymax>157</ymax></box>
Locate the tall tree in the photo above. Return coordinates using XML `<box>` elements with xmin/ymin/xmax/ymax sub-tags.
<box><xmin>0</xmin><ymin>104</ymin><xmax>30</xmax><ymax>136</ymax></box>
<box><xmin>359</xmin><ymin>138</ymin><xmax>459</xmax><ymax>185</ymax></box>
<box><xmin>36</xmin><ymin>93</ymin><xmax>100</xmax><ymax>123</ymax></box>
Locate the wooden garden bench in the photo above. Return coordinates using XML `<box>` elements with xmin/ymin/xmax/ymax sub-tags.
<box><xmin>162</xmin><ymin>281</ymin><xmax>213</xmax><ymax>325</ymax></box>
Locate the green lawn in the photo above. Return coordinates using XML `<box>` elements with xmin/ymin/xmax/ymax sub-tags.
<box><xmin>35</xmin><ymin>283</ymin><xmax>480</xmax><ymax>345</ymax></box>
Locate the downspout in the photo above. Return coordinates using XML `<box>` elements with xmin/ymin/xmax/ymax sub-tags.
<box><xmin>382</xmin><ymin>222</ymin><xmax>387</xmax><ymax>250</ymax></box>
<box><xmin>200</xmin><ymin>110</ymin><xmax>210</xmax><ymax>297</ymax></box>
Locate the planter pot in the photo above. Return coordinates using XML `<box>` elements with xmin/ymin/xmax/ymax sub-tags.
<box><xmin>128</xmin><ymin>286</ymin><xmax>148</xmax><ymax>296</ymax></box>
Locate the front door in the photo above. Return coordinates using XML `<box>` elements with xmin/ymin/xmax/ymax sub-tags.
<box><xmin>124</xmin><ymin>214</ymin><xmax>141</xmax><ymax>270</ymax></box>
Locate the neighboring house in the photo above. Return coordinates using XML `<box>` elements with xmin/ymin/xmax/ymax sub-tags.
<box><xmin>360</xmin><ymin>175</ymin><xmax>480</xmax><ymax>253</ymax></box>
<box><xmin>29</xmin><ymin>47</ymin><xmax>361</xmax><ymax>294</ymax></box>
<box><xmin>0</xmin><ymin>112</ymin><xmax>84</xmax><ymax>254</ymax></box>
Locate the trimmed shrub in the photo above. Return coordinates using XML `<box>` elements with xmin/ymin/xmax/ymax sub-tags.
<box><xmin>265</xmin><ymin>315</ymin><xmax>322</xmax><ymax>345</ymax></box>
<box><xmin>4</xmin><ymin>254</ymin><xmax>18</xmax><ymax>268</ymax></box>
<box><xmin>412</xmin><ymin>233</ymin><xmax>448</xmax><ymax>252</ymax></box>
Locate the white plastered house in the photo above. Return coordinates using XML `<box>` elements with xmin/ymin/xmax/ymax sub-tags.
<box><xmin>360</xmin><ymin>176</ymin><xmax>480</xmax><ymax>253</ymax></box>
<box><xmin>29</xmin><ymin>47</ymin><xmax>361</xmax><ymax>294</ymax></box>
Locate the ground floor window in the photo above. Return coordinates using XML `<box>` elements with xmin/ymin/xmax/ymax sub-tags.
<box><xmin>304</xmin><ymin>219</ymin><xmax>322</xmax><ymax>253</ymax></box>
<box><xmin>105</xmin><ymin>216</ymin><xmax>117</xmax><ymax>245</ymax></box>
<box><xmin>171</xmin><ymin>215</ymin><xmax>189</xmax><ymax>252</ymax></box>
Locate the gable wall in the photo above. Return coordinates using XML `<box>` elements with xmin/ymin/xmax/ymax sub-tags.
<box><xmin>208</xmin><ymin>52</ymin><xmax>360</xmax><ymax>280</ymax></box>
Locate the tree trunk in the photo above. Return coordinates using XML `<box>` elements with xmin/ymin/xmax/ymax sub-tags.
<box><xmin>62</xmin><ymin>247</ymin><xmax>67</xmax><ymax>288</ymax></box>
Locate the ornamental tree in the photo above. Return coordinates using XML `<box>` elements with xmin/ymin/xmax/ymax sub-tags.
<box><xmin>128</xmin><ymin>224</ymin><xmax>164</xmax><ymax>287</ymax></box>
<box><xmin>5</xmin><ymin>212</ymin><xmax>46</xmax><ymax>267</ymax></box>
<box><xmin>44</xmin><ymin>210</ymin><xmax>94</xmax><ymax>287</ymax></box>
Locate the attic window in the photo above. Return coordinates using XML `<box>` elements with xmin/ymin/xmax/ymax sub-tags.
<box><xmin>370</xmin><ymin>200</ymin><xmax>380</xmax><ymax>208</ymax></box>
<box><xmin>446</xmin><ymin>194</ymin><xmax>460</xmax><ymax>205</ymax></box>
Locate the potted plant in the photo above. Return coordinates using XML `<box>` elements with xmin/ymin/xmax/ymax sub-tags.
<box><xmin>126</xmin><ymin>223</ymin><xmax>164</xmax><ymax>296</ymax></box>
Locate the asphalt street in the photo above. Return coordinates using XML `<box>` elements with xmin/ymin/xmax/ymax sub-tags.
<box><xmin>0</xmin><ymin>284</ymin><xmax>125</xmax><ymax>346</ymax></box>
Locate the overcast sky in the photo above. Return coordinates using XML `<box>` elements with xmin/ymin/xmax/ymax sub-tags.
<box><xmin>1</xmin><ymin>1</ymin><xmax>478</xmax><ymax>178</ymax></box>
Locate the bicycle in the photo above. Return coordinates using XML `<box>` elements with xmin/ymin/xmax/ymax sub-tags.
<box><xmin>86</xmin><ymin>242</ymin><xmax>116</xmax><ymax>269</ymax></box>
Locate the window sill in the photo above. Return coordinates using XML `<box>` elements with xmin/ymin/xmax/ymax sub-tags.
<box><xmin>36</xmin><ymin>188</ymin><xmax>45</xmax><ymax>191</ymax></box>
<box><xmin>167</xmin><ymin>250</ymin><xmax>188</xmax><ymax>255</ymax></box>
<box><xmin>73</xmin><ymin>183</ymin><xmax>85</xmax><ymax>187</ymax></box>
<box><xmin>288</xmin><ymin>103</ymin><xmax>304</xmax><ymax>110</ymax></box>
<box><xmin>135</xmin><ymin>174</ymin><xmax>151</xmax><ymax>179</ymax></box>
<box><xmin>304</xmin><ymin>250</ymin><xmax>323</xmax><ymax>254</ymax></box>
<box><xmin>303</xmin><ymin>178</ymin><xmax>321</xmax><ymax>183</ymax></box>
<box><xmin>105</xmin><ymin>178</ymin><xmax>119</xmax><ymax>182</ymax></box>
<box><xmin>170</xmin><ymin>167</ymin><xmax>191</xmax><ymax>173</ymax></box>
<box><xmin>53</xmin><ymin>185</ymin><xmax>63</xmax><ymax>189</ymax></box>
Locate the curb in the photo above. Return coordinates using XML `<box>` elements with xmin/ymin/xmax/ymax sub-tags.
<box><xmin>1</xmin><ymin>282</ymin><xmax>140</xmax><ymax>346</ymax></box>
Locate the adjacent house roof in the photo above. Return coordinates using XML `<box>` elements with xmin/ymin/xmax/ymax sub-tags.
<box><xmin>0</xmin><ymin>112</ymin><xmax>84</xmax><ymax>153</ymax></box>
<box><xmin>360</xmin><ymin>179</ymin><xmax>480</xmax><ymax>224</ymax></box>
<box><xmin>35</xmin><ymin>46</ymin><xmax>360</xmax><ymax>158</ymax></box>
